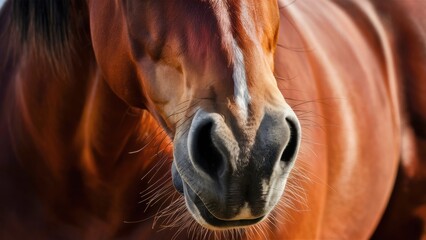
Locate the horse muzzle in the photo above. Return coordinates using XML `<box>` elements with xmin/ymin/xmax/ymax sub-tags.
<box><xmin>172</xmin><ymin>107</ymin><xmax>301</xmax><ymax>229</ymax></box>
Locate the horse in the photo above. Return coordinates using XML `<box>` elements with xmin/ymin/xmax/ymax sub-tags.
<box><xmin>0</xmin><ymin>0</ymin><xmax>425</xmax><ymax>239</ymax></box>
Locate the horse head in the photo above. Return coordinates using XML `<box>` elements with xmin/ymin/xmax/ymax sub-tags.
<box><xmin>89</xmin><ymin>0</ymin><xmax>300</xmax><ymax>229</ymax></box>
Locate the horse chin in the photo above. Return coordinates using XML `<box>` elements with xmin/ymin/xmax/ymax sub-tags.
<box><xmin>181</xmin><ymin>181</ymin><xmax>266</xmax><ymax>230</ymax></box>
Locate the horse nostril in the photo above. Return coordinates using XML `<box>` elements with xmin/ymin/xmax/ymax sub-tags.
<box><xmin>192</xmin><ymin>122</ymin><xmax>224</xmax><ymax>178</ymax></box>
<box><xmin>280</xmin><ymin>118</ymin><xmax>300</xmax><ymax>163</ymax></box>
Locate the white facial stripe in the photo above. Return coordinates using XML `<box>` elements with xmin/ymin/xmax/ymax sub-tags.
<box><xmin>210</xmin><ymin>1</ymin><xmax>251</xmax><ymax>119</ymax></box>
<box><xmin>232</xmin><ymin>39</ymin><xmax>251</xmax><ymax>119</ymax></box>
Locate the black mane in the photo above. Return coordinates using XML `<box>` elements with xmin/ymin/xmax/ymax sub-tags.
<box><xmin>12</xmin><ymin>0</ymin><xmax>71</xmax><ymax>47</ymax></box>
<box><xmin>3</xmin><ymin>0</ymin><xmax>90</xmax><ymax>74</ymax></box>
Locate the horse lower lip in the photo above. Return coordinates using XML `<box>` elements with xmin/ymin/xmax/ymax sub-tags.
<box><xmin>199</xmin><ymin>205</ymin><xmax>264</xmax><ymax>228</ymax></box>
<box><xmin>184</xmin><ymin>183</ymin><xmax>265</xmax><ymax>228</ymax></box>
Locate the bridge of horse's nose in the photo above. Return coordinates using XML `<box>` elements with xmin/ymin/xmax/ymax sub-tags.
<box><xmin>189</xmin><ymin>113</ymin><xmax>238</xmax><ymax>179</ymax></box>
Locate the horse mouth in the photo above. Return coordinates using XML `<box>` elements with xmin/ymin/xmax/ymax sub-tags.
<box><xmin>182</xmin><ymin>181</ymin><xmax>265</xmax><ymax>229</ymax></box>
